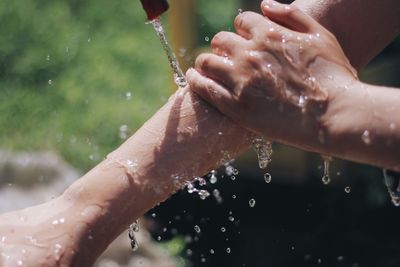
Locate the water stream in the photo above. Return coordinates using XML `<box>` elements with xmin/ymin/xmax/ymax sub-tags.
<box><xmin>128</xmin><ymin>16</ymin><xmax>275</xmax><ymax>252</ymax></box>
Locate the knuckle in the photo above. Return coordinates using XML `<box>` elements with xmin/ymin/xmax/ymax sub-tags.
<box><xmin>211</xmin><ymin>32</ymin><xmax>227</xmax><ymax>48</ymax></box>
<box><xmin>234</xmin><ymin>13</ymin><xmax>244</xmax><ymax>29</ymax></box>
<box><xmin>244</xmin><ymin>53</ymin><xmax>261</xmax><ymax>70</ymax></box>
<box><xmin>195</xmin><ymin>54</ymin><xmax>210</xmax><ymax>70</ymax></box>
<box><xmin>284</xmin><ymin>5</ymin><xmax>297</xmax><ymax>16</ymax></box>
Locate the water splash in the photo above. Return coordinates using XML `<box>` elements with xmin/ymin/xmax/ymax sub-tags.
<box><xmin>185</xmin><ymin>177</ymin><xmax>210</xmax><ymax>200</ymax></box>
<box><xmin>252</xmin><ymin>136</ymin><xmax>273</xmax><ymax>182</ymax></box>
<box><xmin>128</xmin><ymin>220</ymin><xmax>140</xmax><ymax>251</ymax></box>
<box><xmin>252</xmin><ymin>137</ymin><xmax>272</xmax><ymax>169</ymax></box>
<box><xmin>383</xmin><ymin>169</ymin><xmax>400</xmax><ymax>206</ymax></box>
<box><xmin>149</xmin><ymin>19</ymin><xmax>187</xmax><ymax>88</ymax></box>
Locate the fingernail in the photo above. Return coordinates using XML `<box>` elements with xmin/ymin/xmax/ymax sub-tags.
<box><xmin>262</xmin><ymin>0</ymin><xmax>278</xmax><ymax>9</ymax></box>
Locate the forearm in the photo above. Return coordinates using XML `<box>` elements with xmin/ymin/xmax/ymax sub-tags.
<box><xmin>292</xmin><ymin>0</ymin><xmax>400</xmax><ymax>69</ymax></box>
<box><xmin>320</xmin><ymin>80</ymin><xmax>400</xmax><ymax>170</ymax></box>
<box><xmin>62</xmin><ymin>87</ymin><xmax>251</xmax><ymax>263</ymax></box>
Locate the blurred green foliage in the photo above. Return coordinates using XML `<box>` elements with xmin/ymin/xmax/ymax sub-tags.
<box><xmin>0</xmin><ymin>0</ymin><xmax>235</xmax><ymax>171</ymax></box>
<box><xmin>1</xmin><ymin>0</ymin><xmax>397</xmax><ymax>173</ymax></box>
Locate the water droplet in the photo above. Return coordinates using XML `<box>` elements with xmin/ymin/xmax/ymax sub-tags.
<box><xmin>225</xmin><ymin>165</ymin><xmax>235</xmax><ymax>176</ymax></box>
<box><xmin>231</xmin><ymin>175</ymin><xmax>236</xmax><ymax>181</ymax></box>
<box><xmin>249</xmin><ymin>198</ymin><xmax>256</xmax><ymax>208</ymax></box>
<box><xmin>119</xmin><ymin>125</ymin><xmax>130</xmax><ymax>140</ymax></box>
<box><xmin>383</xmin><ymin>169</ymin><xmax>400</xmax><ymax>206</ymax></box>
<box><xmin>361</xmin><ymin>130</ymin><xmax>371</xmax><ymax>144</ymax></box>
<box><xmin>198</xmin><ymin>190</ymin><xmax>210</xmax><ymax>200</ymax></box>
<box><xmin>210</xmin><ymin>249</ymin><xmax>215</xmax><ymax>254</ymax></box>
<box><xmin>321</xmin><ymin>157</ymin><xmax>331</xmax><ymax>185</ymax></box>
<box><xmin>46</xmin><ymin>54</ymin><xmax>51</xmax><ymax>61</ymax></box>
<box><xmin>226</xmin><ymin>247</ymin><xmax>231</xmax><ymax>254</ymax></box>
<box><xmin>337</xmin><ymin>256</ymin><xmax>344</xmax><ymax>262</ymax></box>
<box><xmin>209</xmin><ymin>170</ymin><xmax>218</xmax><ymax>184</ymax></box>
<box><xmin>204</xmin><ymin>36</ymin><xmax>210</xmax><ymax>42</ymax></box>
<box><xmin>194</xmin><ymin>225</ymin><xmax>201</xmax><ymax>233</ymax></box>
<box><xmin>322</xmin><ymin>175</ymin><xmax>330</xmax><ymax>185</ymax></box>
<box><xmin>220</xmin><ymin>227</ymin><xmax>226</xmax><ymax>232</ymax></box>
<box><xmin>48</xmin><ymin>79</ymin><xmax>53</xmax><ymax>85</ymax></box>
<box><xmin>228</xmin><ymin>216</ymin><xmax>235</xmax><ymax>222</ymax></box>
<box><xmin>298</xmin><ymin>95</ymin><xmax>308</xmax><ymax>108</ymax></box>
<box><xmin>186</xmin><ymin>249</ymin><xmax>193</xmax><ymax>256</ymax></box>
<box><xmin>344</xmin><ymin>186</ymin><xmax>351</xmax><ymax>193</ymax></box>
<box><xmin>151</xmin><ymin>213</ymin><xmax>156</xmax><ymax>218</ymax></box>
<box><xmin>264</xmin><ymin>173</ymin><xmax>272</xmax><ymax>183</ymax></box>
<box><xmin>157</xmin><ymin>236</ymin><xmax>162</xmax><ymax>241</ymax></box>
<box><xmin>213</xmin><ymin>189</ymin><xmax>223</xmax><ymax>203</ymax></box>
<box><xmin>232</xmin><ymin>194</ymin><xmax>237</xmax><ymax>199</ymax></box>
<box><xmin>252</xmin><ymin>137</ymin><xmax>273</xmax><ymax>169</ymax></box>
<box><xmin>128</xmin><ymin>220</ymin><xmax>140</xmax><ymax>251</ymax></box>
<box><xmin>178</xmin><ymin>47</ymin><xmax>187</xmax><ymax>57</ymax></box>
<box><xmin>126</xmin><ymin>92</ymin><xmax>132</xmax><ymax>100</ymax></box>
<box><xmin>237</xmin><ymin>8</ymin><xmax>243</xmax><ymax>14</ymax></box>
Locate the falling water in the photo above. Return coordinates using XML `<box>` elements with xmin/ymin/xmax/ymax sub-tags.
<box><xmin>321</xmin><ymin>156</ymin><xmax>332</xmax><ymax>185</ymax></box>
<box><xmin>383</xmin><ymin>169</ymin><xmax>400</xmax><ymax>206</ymax></box>
<box><xmin>149</xmin><ymin>19</ymin><xmax>187</xmax><ymax>88</ymax></box>
<box><xmin>127</xmin><ymin>18</ymin><xmax>190</xmax><ymax>251</ymax></box>
<box><xmin>252</xmin><ymin>136</ymin><xmax>273</xmax><ymax>182</ymax></box>
<box><xmin>128</xmin><ymin>220</ymin><xmax>140</xmax><ymax>251</ymax></box>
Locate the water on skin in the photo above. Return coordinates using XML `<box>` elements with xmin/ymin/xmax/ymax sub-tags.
<box><xmin>128</xmin><ymin>220</ymin><xmax>140</xmax><ymax>251</ymax></box>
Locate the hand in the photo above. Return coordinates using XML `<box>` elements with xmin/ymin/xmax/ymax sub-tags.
<box><xmin>187</xmin><ymin>0</ymin><xmax>358</xmax><ymax>148</ymax></box>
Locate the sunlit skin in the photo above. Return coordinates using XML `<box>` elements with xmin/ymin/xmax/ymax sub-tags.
<box><xmin>1</xmin><ymin>0</ymin><xmax>400</xmax><ymax>266</ymax></box>
<box><xmin>188</xmin><ymin>0</ymin><xmax>400</xmax><ymax>170</ymax></box>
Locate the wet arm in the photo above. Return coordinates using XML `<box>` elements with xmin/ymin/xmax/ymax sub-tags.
<box><xmin>60</xmin><ymin>89</ymin><xmax>250</xmax><ymax>265</ymax></box>
<box><xmin>292</xmin><ymin>0</ymin><xmax>400</xmax><ymax>69</ymax></box>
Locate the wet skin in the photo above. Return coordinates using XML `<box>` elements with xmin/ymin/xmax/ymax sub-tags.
<box><xmin>1</xmin><ymin>0</ymin><xmax>400</xmax><ymax>266</ymax></box>
<box><xmin>187</xmin><ymin>0</ymin><xmax>400</xmax><ymax>170</ymax></box>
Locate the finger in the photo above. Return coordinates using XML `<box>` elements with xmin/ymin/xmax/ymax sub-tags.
<box><xmin>186</xmin><ymin>68</ymin><xmax>235</xmax><ymax>117</ymax></box>
<box><xmin>211</xmin><ymin>31</ymin><xmax>249</xmax><ymax>57</ymax></box>
<box><xmin>194</xmin><ymin>53</ymin><xmax>236</xmax><ymax>88</ymax></box>
<box><xmin>234</xmin><ymin>11</ymin><xmax>269</xmax><ymax>39</ymax></box>
<box><xmin>261</xmin><ymin>0</ymin><xmax>318</xmax><ymax>33</ymax></box>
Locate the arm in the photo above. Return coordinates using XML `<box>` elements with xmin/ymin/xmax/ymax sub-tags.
<box><xmin>186</xmin><ymin>0</ymin><xmax>400</xmax><ymax>170</ymax></box>
<box><xmin>0</xmin><ymin>89</ymin><xmax>251</xmax><ymax>266</ymax></box>
<box><xmin>293</xmin><ymin>0</ymin><xmax>400</xmax><ymax>69</ymax></box>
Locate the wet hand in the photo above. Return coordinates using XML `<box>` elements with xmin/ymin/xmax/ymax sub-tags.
<box><xmin>187</xmin><ymin>0</ymin><xmax>358</xmax><ymax>146</ymax></box>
